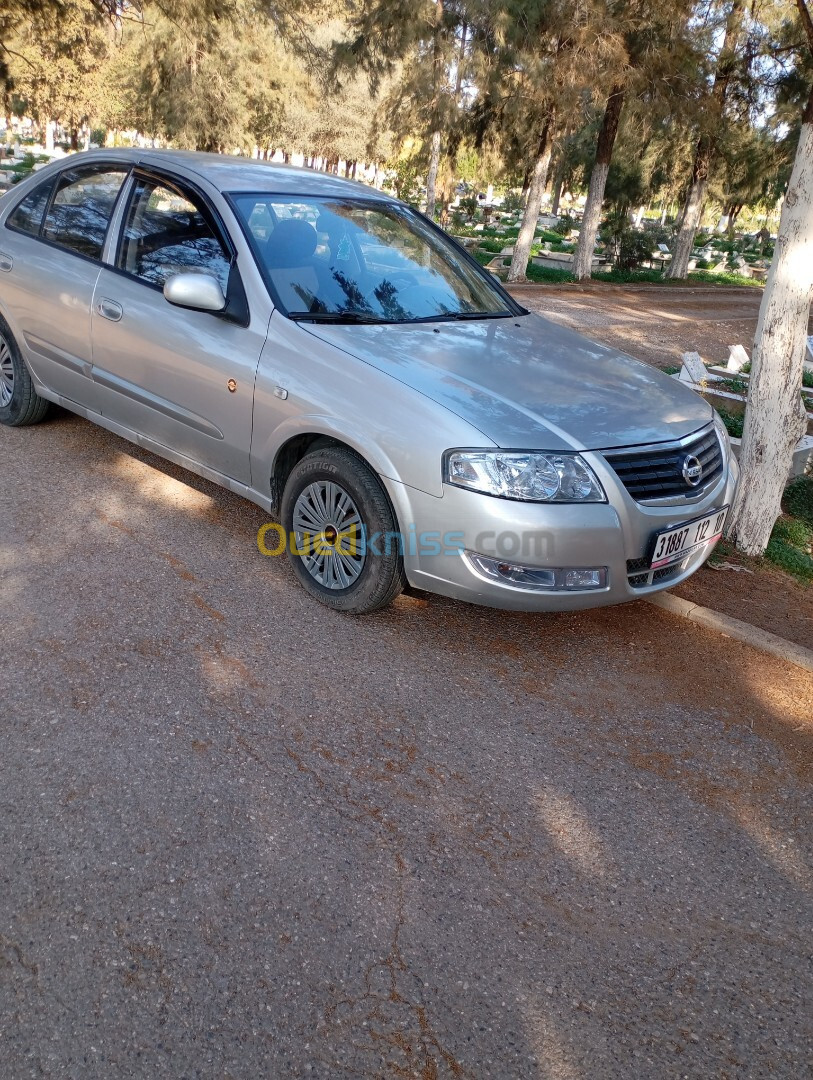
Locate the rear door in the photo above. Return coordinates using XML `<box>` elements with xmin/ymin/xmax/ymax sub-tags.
<box><xmin>91</xmin><ymin>171</ymin><xmax>265</xmax><ymax>485</ymax></box>
<box><xmin>0</xmin><ymin>164</ymin><xmax>130</xmax><ymax>414</ymax></box>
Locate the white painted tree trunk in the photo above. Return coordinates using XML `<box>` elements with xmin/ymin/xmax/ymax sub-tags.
<box><xmin>573</xmin><ymin>161</ymin><xmax>609</xmax><ymax>281</ymax></box>
<box><xmin>507</xmin><ymin>131</ymin><xmax>553</xmax><ymax>283</ymax></box>
<box><xmin>727</xmin><ymin>118</ymin><xmax>813</xmax><ymax>555</ymax></box>
<box><xmin>44</xmin><ymin>120</ymin><xmax>55</xmax><ymax>153</ymax></box>
<box><xmin>426</xmin><ymin>129</ymin><xmax>441</xmax><ymax>219</ymax></box>
<box><xmin>666</xmin><ymin>178</ymin><xmax>706</xmax><ymax>279</ymax></box>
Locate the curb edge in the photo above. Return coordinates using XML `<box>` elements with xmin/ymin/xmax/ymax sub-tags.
<box><xmin>644</xmin><ymin>592</ymin><xmax>813</xmax><ymax>673</ymax></box>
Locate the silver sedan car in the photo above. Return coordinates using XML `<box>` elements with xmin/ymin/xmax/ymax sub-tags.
<box><xmin>0</xmin><ymin>150</ymin><xmax>737</xmax><ymax>613</ymax></box>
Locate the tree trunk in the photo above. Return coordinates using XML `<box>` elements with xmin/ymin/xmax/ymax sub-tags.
<box><xmin>507</xmin><ymin>112</ymin><xmax>555</xmax><ymax>283</ymax></box>
<box><xmin>425</xmin><ymin>0</ymin><xmax>445</xmax><ymax>220</ymax></box>
<box><xmin>426</xmin><ymin>129</ymin><xmax>442</xmax><ymax>218</ymax></box>
<box><xmin>727</xmin><ymin>202</ymin><xmax>742</xmax><ymax>237</ymax></box>
<box><xmin>550</xmin><ymin>170</ymin><xmax>563</xmax><ymax>217</ymax></box>
<box><xmin>666</xmin><ymin>168</ymin><xmax>706</xmax><ymax>279</ymax></box>
<box><xmin>727</xmin><ymin>97</ymin><xmax>813</xmax><ymax>555</ymax></box>
<box><xmin>573</xmin><ymin>85</ymin><xmax>625</xmax><ymax>281</ymax></box>
<box><xmin>44</xmin><ymin>120</ymin><xmax>55</xmax><ymax>152</ymax></box>
<box><xmin>666</xmin><ymin>0</ymin><xmax>743</xmax><ymax>280</ymax></box>
<box><xmin>520</xmin><ymin>166</ymin><xmax>531</xmax><ymax>206</ymax></box>
<box><xmin>715</xmin><ymin>204</ymin><xmax>731</xmax><ymax>233</ymax></box>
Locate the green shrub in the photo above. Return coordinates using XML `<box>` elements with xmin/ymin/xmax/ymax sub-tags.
<box><xmin>782</xmin><ymin>475</ymin><xmax>813</xmax><ymax>527</ymax></box>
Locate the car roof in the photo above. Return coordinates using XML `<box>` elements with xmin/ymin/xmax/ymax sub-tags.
<box><xmin>51</xmin><ymin>148</ymin><xmax>393</xmax><ymax>200</ymax></box>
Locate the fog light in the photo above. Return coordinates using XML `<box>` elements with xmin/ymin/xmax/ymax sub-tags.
<box><xmin>465</xmin><ymin>553</ymin><xmax>608</xmax><ymax>592</ymax></box>
<box><xmin>564</xmin><ymin>569</ymin><xmax>605</xmax><ymax>589</ymax></box>
<box><xmin>467</xmin><ymin>553</ymin><xmax>556</xmax><ymax>589</ymax></box>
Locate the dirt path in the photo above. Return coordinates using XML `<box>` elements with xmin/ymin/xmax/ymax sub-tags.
<box><xmin>1</xmin><ymin>412</ymin><xmax>812</xmax><ymax>1079</ymax></box>
<box><xmin>507</xmin><ymin>282</ymin><xmax>782</xmax><ymax>370</ymax></box>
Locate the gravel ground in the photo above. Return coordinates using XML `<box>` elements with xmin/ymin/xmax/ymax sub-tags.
<box><xmin>1</xmin><ymin>410</ymin><xmax>812</xmax><ymax>1080</ymax></box>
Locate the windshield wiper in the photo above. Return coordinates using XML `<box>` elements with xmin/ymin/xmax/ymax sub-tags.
<box><xmin>288</xmin><ymin>311</ymin><xmax>387</xmax><ymax>324</ymax></box>
<box><xmin>409</xmin><ymin>310</ymin><xmax>514</xmax><ymax>324</ymax></box>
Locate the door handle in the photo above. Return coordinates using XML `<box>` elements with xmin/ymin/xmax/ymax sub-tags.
<box><xmin>97</xmin><ymin>298</ymin><xmax>123</xmax><ymax>322</ymax></box>
<box><xmin>0</xmin><ymin>253</ymin><xmax>13</xmax><ymax>272</ymax></box>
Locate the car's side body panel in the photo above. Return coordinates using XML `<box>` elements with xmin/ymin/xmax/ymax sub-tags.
<box><xmin>0</xmin><ymin>224</ymin><xmax>104</xmax><ymax>415</ymax></box>
<box><xmin>90</xmin><ymin>265</ymin><xmax>267</xmax><ymax>485</ymax></box>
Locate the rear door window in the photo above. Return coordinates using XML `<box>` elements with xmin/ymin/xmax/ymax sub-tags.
<box><xmin>41</xmin><ymin>166</ymin><xmax>129</xmax><ymax>259</ymax></box>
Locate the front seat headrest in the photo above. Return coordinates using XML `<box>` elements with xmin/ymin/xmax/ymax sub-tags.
<box><xmin>265</xmin><ymin>218</ymin><xmax>318</xmax><ymax>268</ymax></box>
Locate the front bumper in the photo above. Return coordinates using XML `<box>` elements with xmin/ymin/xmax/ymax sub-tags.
<box><xmin>381</xmin><ymin>447</ymin><xmax>739</xmax><ymax>612</ymax></box>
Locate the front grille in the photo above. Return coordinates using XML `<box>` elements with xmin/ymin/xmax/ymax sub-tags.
<box><xmin>603</xmin><ymin>427</ymin><xmax>723</xmax><ymax>502</ymax></box>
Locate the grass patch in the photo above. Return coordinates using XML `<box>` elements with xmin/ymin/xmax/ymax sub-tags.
<box><xmin>765</xmin><ymin>531</ymin><xmax>813</xmax><ymax>583</ymax></box>
<box><xmin>593</xmin><ymin>268</ymin><xmax>667</xmax><ymax>284</ymax></box>
<box><xmin>477</xmin><ymin>238</ymin><xmax>508</xmax><ymax>253</ymax></box>
<box><xmin>782</xmin><ymin>475</ymin><xmax>813</xmax><ymax>527</ymax></box>
<box><xmin>715</xmin><ymin>408</ymin><xmax>744</xmax><ymax>438</ymax></box>
<box><xmin>687</xmin><ymin>269</ymin><xmax>762</xmax><ymax>288</ymax></box>
<box><xmin>717</xmin><ymin>376</ymin><xmax>748</xmax><ymax>395</ymax></box>
<box><xmin>525</xmin><ymin>264</ymin><xmax>575</xmax><ymax>284</ymax></box>
<box><xmin>662</xmin><ymin>365</ymin><xmax>681</xmax><ymax>375</ymax></box>
<box><xmin>471</xmin><ymin>250</ymin><xmax>496</xmax><ymax>266</ymax></box>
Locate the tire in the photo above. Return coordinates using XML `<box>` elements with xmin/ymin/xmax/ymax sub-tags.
<box><xmin>280</xmin><ymin>446</ymin><xmax>406</xmax><ymax>614</ymax></box>
<box><xmin>0</xmin><ymin>315</ymin><xmax>50</xmax><ymax>427</ymax></box>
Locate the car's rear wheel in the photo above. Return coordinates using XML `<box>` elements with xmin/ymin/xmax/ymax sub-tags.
<box><xmin>280</xmin><ymin>446</ymin><xmax>405</xmax><ymax>614</ymax></box>
<box><xmin>0</xmin><ymin>317</ymin><xmax>50</xmax><ymax>427</ymax></box>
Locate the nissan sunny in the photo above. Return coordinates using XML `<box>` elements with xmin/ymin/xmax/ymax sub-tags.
<box><xmin>0</xmin><ymin>150</ymin><xmax>738</xmax><ymax>613</ymax></box>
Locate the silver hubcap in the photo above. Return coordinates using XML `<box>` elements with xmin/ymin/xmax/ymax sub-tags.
<box><xmin>292</xmin><ymin>480</ymin><xmax>366</xmax><ymax>589</ymax></box>
<box><xmin>0</xmin><ymin>337</ymin><xmax>13</xmax><ymax>408</ymax></box>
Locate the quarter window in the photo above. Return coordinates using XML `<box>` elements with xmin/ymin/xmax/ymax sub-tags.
<box><xmin>118</xmin><ymin>178</ymin><xmax>231</xmax><ymax>292</ymax></box>
<box><xmin>6</xmin><ymin>178</ymin><xmax>54</xmax><ymax>236</ymax></box>
<box><xmin>41</xmin><ymin>167</ymin><xmax>128</xmax><ymax>259</ymax></box>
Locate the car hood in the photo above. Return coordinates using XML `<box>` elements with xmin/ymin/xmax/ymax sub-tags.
<box><xmin>302</xmin><ymin>312</ymin><xmax>713</xmax><ymax>451</ymax></box>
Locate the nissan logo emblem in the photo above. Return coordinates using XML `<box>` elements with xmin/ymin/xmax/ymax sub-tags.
<box><xmin>682</xmin><ymin>453</ymin><xmax>703</xmax><ymax>487</ymax></box>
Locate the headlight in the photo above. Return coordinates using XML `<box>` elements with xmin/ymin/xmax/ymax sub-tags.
<box><xmin>444</xmin><ymin>450</ymin><xmax>605</xmax><ymax>502</ymax></box>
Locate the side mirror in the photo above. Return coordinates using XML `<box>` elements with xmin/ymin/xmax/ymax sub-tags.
<box><xmin>164</xmin><ymin>272</ymin><xmax>226</xmax><ymax>313</ymax></box>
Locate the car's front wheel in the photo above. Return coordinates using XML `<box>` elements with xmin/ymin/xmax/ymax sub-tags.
<box><xmin>280</xmin><ymin>446</ymin><xmax>405</xmax><ymax>614</ymax></box>
<box><xmin>0</xmin><ymin>316</ymin><xmax>50</xmax><ymax>427</ymax></box>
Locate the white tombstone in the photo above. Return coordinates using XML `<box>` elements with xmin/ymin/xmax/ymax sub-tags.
<box><xmin>678</xmin><ymin>351</ymin><xmax>708</xmax><ymax>384</ymax></box>
<box><xmin>727</xmin><ymin>344</ymin><xmax>750</xmax><ymax>372</ymax></box>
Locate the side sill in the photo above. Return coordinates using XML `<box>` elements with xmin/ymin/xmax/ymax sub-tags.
<box><xmin>37</xmin><ymin>387</ymin><xmax>275</xmax><ymax>516</ymax></box>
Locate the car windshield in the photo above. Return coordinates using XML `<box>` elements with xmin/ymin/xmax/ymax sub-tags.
<box><xmin>230</xmin><ymin>194</ymin><xmax>515</xmax><ymax>324</ymax></box>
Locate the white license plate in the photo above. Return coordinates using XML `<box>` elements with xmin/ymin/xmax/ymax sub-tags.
<box><xmin>650</xmin><ymin>506</ymin><xmax>728</xmax><ymax>569</ymax></box>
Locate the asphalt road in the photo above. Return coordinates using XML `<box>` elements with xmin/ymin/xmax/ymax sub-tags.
<box><xmin>1</xmin><ymin>409</ymin><xmax>812</xmax><ymax>1079</ymax></box>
